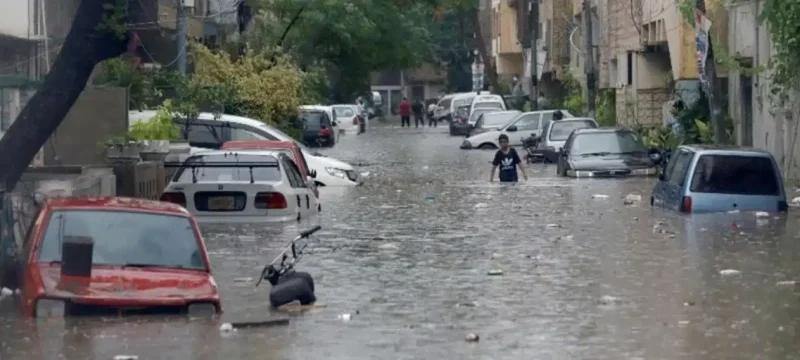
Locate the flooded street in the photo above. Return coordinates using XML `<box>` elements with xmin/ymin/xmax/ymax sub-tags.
<box><xmin>4</xmin><ymin>122</ymin><xmax>800</xmax><ymax>359</ymax></box>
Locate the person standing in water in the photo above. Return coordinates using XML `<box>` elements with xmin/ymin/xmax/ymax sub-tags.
<box><xmin>490</xmin><ymin>134</ymin><xmax>528</xmax><ymax>182</ymax></box>
<box><xmin>412</xmin><ymin>99</ymin><xmax>425</xmax><ymax>128</ymax></box>
<box><xmin>398</xmin><ymin>97</ymin><xmax>411</xmax><ymax>127</ymax></box>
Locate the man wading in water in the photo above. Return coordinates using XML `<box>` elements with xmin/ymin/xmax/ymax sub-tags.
<box><xmin>490</xmin><ymin>134</ymin><xmax>529</xmax><ymax>182</ymax></box>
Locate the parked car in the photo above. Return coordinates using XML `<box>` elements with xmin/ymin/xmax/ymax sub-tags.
<box><xmin>297</xmin><ymin>108</ymin><xmax>336</xmax><ymax>147</ymax></box>
<box><xmin>470</xmin><ymin>110</ymin><xmax>522</xmax><ymax>137</ymax></box>
<box><xmin>127</xmin><ymin>111</ymin><xmax>361</xmax><ymax>186</ymax></box>
<box><xmin>532</xmin><ymin>117</ymin><xmax>598</xmax><ymax>162</ymax></box>
<box><xmin>433</xmin><ymin>93</ymin><xmax>457</xmax><ymax>123</ymax></box>
<box><xmin>221</xmin><ymin>140</ymin><xmax>320</xmax><ymax>199</ymax></box>
<box><xmin>468</xmin><ymin>94</ymin><xmax>506</xmax><ymax>115</ymax></box>
<box><xmin>449</xmin><ymin>105</ymin><xmax>473</xmax><ymax>136</ymax></box>
<box><xmin>452</xmin><ymin>107</ymin><xmax>501</xmax><ymax>136</ymax></box>
<box><xmin>555</xmin><ymin>128</ymin><xmax>662</xmax><ymax>177</ymax></box>
<box><xmin>651</xmin><ymin>145</ymin><xmax>787</xmax><ymax>213</ymax></box>
<box><xmin>161</xmin><ymin>150</ymin><xmax>319</xmax><ymax>222</ymax></box>
<box><xmin>332</xmin><ymin>104</ymin><xmax>365</xmax><ymax>134</ymax></box>
<box><xmin>460</xmin><ymin>110</ymin><xmax>575</xmax><ymax>149</ymax></box>
<box><xmin>18</xmin><ymin>197</ymin><xmax>220</xmax><ymax>318</ymax></box>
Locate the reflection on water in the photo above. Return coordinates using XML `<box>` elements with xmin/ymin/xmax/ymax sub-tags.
<box><xmin>2</xmin><ymin>125</ymin><xmax>800</xmax><ymax>359</ymax></box>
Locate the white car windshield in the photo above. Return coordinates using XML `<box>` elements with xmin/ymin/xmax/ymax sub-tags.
<box><xmin>175</xmin><ymin>153</ymin><xmax>282</xmax><ymax>182</ymax></box>
<box><xmin>38</xmin><ymin>210</ymin><xmax>205</xmax><ymax>270</ymax></box>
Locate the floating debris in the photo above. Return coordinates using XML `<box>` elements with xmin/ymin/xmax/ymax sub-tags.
<box><xmin>465</xmin><ymin>333</ymin><xmax>480</xmax><ymax>342</ymax></box>
<box><xmin>219</xmin><ymin>323</ymin><xmax>235</xmax><ymax>332</ymax></box>
<box><xmin>727</xmin><ymin>210</ymin><xmax>740</xmax><ymax>214</ymax></box>
<box><xmin>425</xmin><ymin>195</ymin><xmax>436</xmax><ymax>200</ymax></box>
<box><xmin>755</xmin><ymin>211</ymin><xmax>770</xmax><ymax>218</ymax></box>
<box><xmin>598</xmin><ymin>295</ymin><xmax>624</xmax><ymax>305</ymax></box>
<box><xmin>114</xmin><ymin>356</ymin><xmax>139</xmax><ymax>360</ymax></box>
<box><xmin>233</xmin><ymin>277</ymin><xmax>253</xmax><ymax>283</ymax></box>
<box><xmin>487</xmin><ymin>269</ymin><xmax>504</xmax><ymax>276</ymax></box>
<box><xmin>677</xmin><ymin>320</ymin><xmax>690</xmax><ymax>326</ymax></box>
<box><xmin>776</xmin><ymin>280</ymin><xmax>798</xmax><ymax>287</ymax></box>
<box><xmin>230</xmin><ymin>318</ymin><xmax>290</xmax><ymax>328</ymax></box>
<box><xmin>474</xmin><ymin>203</ymin><xmax>488</xmax><ymax>208</ymax></box>
<box><xmin>719</xmin><ymin>269</ymin><xmax>742</xmax><ymax>276</ymax></box>
<box><xmin>591</xmin><ymin>194</ymin><xmax>609</xmax><ymax>199</ymax></box>
<box><xmin>378</xmin><ymin>243</ymin><xmax>399</xmax><ymax>250</ymax></box>
<box><xmin>546</xmin><ymin>223</ymin><xmax>561</xmax><ymax>228</ymax></box>
<box><xmin>338</xmin><ymin>313</ymin><xmax>352</xmax><ymax>321</ymax></box>
<box><xmin>623</xmin><ymin>194</ymin><xmax>642</xmax><ymax>205</ymax></box>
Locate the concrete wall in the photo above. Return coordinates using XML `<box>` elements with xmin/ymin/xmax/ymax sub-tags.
<box><xmin>0</xmin><ymin>0</ymin><xmax>35</xmax><ymax>40</ymax></box>
<box><xmin>43</xmin><ymin>86</ymin><xmax>129</xmax><ymax>166</ymax></box>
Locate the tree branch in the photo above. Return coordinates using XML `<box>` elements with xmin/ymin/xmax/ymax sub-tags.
<box><xmin>277</xmin><ymin>6</ymin><xmax>306</xmax><ymax>49</ymax></box>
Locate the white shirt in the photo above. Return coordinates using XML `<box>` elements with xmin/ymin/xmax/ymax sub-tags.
<box><xmin>427</xmin><ymin>103</ymin><xmax>436</xmax><ymax>113</ymax></box>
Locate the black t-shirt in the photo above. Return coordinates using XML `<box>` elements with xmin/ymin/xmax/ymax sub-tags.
<box><xmin>493</xmin><ymin>148</ymin><xmax>521</xmax><ymax>181</ymax></box>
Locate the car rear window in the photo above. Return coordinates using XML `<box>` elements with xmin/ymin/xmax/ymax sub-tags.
<box><xmin>175</xmin><ymin>154</ymin><xmax>282</xmax><ymax>183</ymax></box>
<box><xmin>299</xmin><ymin>112</ymin><xmax>327</xmax><ymax>129</ymax></box>
<box><xmin>689</xmin><ymin>154</ymin><xmax>780</xmax><ymax>195</ymax></box>
<box><xmin>438</xmin><ymin>98</ymin><xmax>452</xmax><ymax>110</ymax></box>
<box><xmin>483</xmin><ymin>112</ymin><xmax>521</xmax><ymax>127</ymax></box>
<box><xmin>473</xmin><ymin>102</ymin><xmax>504</xmax><ymax>110</ymax></box>
<box><xmin>38</xmin><ymin>210</ymin><xmax>204</xmax><ymax>270</ymax></box>
<box><xmin>549</xmin><ymin>120</ymin><xmax>597</xmax><ymax>141</ymax></box>
<box><xmin>570</xmin><ymin>131</ymin><xmax>647</xmax><ymax>155</ymax></box>
<box><xmin>333</xmin><ymin>107</ymin><xmax>355</xmax><ymax>117</ymax></box>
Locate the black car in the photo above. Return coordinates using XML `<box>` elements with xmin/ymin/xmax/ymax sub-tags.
<box><xmin>449</xmin><ymin>105</ymin><xmax>472</xmax><ymax>136</ymax></box>
<box><xmin>555</xmin><ymin>128</ymin><xmax>664</xmax><ymax>177</ymax></box>
<box><xmin>297</xmin><ymin>110</ymin><xmax>337</xmax><ymax>147</ymax></box>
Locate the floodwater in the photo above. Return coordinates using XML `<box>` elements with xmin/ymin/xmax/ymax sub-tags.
<box><xmin>3</xmin><ymin>121</ymin><xmax>800</xmax><ymax>359</ymax></box>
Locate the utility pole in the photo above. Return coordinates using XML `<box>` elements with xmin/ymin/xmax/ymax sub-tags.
<box><xmin>582</xmin><ymin>0</ymin><xmax>596</xmax><ymax>118</ymax></box>
<box><xmin>176</xmin><ymin>0</ymin><xmax>189</xmax><ymax>74</ymax></box>
<box><xmin>528</xmin><ymin>0</ymin><xmax>539</xmax><ymax>110</ymax></box>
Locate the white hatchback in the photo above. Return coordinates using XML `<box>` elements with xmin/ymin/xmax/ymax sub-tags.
<box><xmin>160</xmin><ymin>150</ymin><xmax>319</xmax><ymax>223</ymax></box>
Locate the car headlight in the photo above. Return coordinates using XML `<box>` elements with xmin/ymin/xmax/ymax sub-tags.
<box><xmin>35</xmin><ymin>298</ymin><xmax>66</xmax><ymax>318</ymax></box>
<box><xmin>566</xmin><ymin>170</ymin><xmax>594</xmax><ymax>177</ymax></box>
<box><xmin>326</xmin><ymin>167</ymin><xmax>348</xmax><ymax>179</ymax></box>
<box><xmin>631</xmin><ymin>167</ymin><xmax>658</xmax><ymax>176</ymax></box>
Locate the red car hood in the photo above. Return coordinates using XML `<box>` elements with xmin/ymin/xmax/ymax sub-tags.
<box><xmin>38</xmin><ymin>265</ymin><xmax>218</xmax><ymax>302</ymax></box>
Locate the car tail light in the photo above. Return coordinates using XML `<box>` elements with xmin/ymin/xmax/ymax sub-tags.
<box><xmin>778</xmin><ymin>200</ymin><xmax>788</xmax><ymax>212</ymax></box>
<box><xmin>254</xmin><ymin>192</ymin><xmax>287</xmax><ymax>209</ymax></box>
<box><xmin>680</xmin><ymin>196</ymin><xmax>692</xmax><ymax>213</ymax></box>
<box><xmin>160</xmin><ymin>192</ymin><xmax>187</xmax><ymax>207</ymax></box>
<box><xmin>319</xmin><ymin>127</ymin><xmax>331</xmax><ymax>137</ymax></box>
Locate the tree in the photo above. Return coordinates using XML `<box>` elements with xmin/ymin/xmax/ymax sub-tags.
<box><xmin>0</xmin><ymin>0</ymin><xmax>134</xmax><ymax>194</ymax></box>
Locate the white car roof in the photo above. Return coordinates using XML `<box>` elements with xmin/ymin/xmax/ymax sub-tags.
<box><xmin>189</xmin><ymin>149</ymin><xmax>285</xmax><ymax>158</ymax></box>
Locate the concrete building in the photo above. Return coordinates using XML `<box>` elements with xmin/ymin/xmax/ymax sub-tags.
<box><xmin>491</xmin><ymin>0</ymin><xmax>525</xmax><ymax>82</ymax></box>
<box><xmin>726</xmin><ymin>0</ymin><xmax>800</xmax><ymax>182</ymax></box>
<box><xmin>128</xmin><ymin>0</ymin><xmax>210</xmax><ymax>67</ymax></box>
<box><xmin>371</xmin><ymin>65</ymin><xmax>447</xmax><ymax>114</ymax></box>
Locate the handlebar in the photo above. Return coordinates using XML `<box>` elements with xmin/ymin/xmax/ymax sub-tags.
<box><xmin>299</xmin><ymin>225</ymin><xmax>322</xmax><ymax>238</ymax></box>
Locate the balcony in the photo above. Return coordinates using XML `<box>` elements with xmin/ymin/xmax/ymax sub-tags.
<box><xmin>493</xmin><ymin>0</ymin><xmax>523</xmax><ymax>55</ymax></box>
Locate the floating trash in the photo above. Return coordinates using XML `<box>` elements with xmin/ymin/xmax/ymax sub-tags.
<box><xmin>591</xmin><ymin>194</ymin><xmax>609</xmax><ymax>199</ymax></box>
<box><xmin>465</xmin><ymin>333</ymin><xmax>480</xmax><ymax>342</ymax></box>
<box><xmin>719</xmin><ymin>269</ymin><xmax>741</xmax><ymax>276</ymax></box>
<box><xmin>487</xmin><ymin>269</ymin><xmax>504</xmax><ymax>276</ymax></box>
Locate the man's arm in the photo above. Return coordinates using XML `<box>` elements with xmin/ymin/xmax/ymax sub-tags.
<box><xmin>489</xmin><ymin>165</ymin><xmax>497</xmax><ymax>182</ymax></box>
<box><xmin>514</xmin><ymin>150</ymin><xmax>528</xmax><ymax>180</ymax></box>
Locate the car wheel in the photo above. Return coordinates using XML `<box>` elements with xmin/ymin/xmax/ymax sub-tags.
<box><xmin>478</xmin><ymin>143</ymin><xmax>497</xmax><ymax>150</ymax></box>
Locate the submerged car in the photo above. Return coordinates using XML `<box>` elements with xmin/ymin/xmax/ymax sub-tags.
<box><xmin>221</xmin><ymin>140</ymin><xmax>320</xmax><ymax>199</ymax></box>
<box><xmin>18</xmin><ymin>197</ymin><xmax>220</xmax><ymax>318</ymax></box>
<box><xmin>556</xmin><ymin>128</ymin><xmax>663</xmax><ymax>177</ymax></box>
<box><xmin>469</xmin><ymin>110</ymin><xmax>522</xmax><ymax>137</ymax></box>
<box><xmin>461</xmin><ymin>110</ymin><xmax>575</xmax><ymax>149</ymax></box>
<box><xmin>297</xmin><ymin>108</ymin><xmax>336</xmax><ymax>147</ymax></box>
<box><xmin>532</xmin><ymin>117</ymin><xmax>598</xmax><ymax>162</ymax></box>
<box><xmin>161</xmin><ymin>150</ymin><xmax>319</xmax><ymax>223</ymax></box>
<box><xmin>651</xmin><ymin>145</ymin><xmax>787</xmax><ymax>213</ymax></box>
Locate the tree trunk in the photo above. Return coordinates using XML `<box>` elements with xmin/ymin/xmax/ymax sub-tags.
<box><xmin>0</xmin><ymin>0</ymin><xmax>130</xmax><ymax>193</ymax></box>
<box><xmin>470</xmin><ymin>6</ymin><xmax>500</xmax><ymax>92</ymax></box>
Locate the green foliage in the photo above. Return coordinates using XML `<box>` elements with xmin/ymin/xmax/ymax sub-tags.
<box><xmin>95</xmin><ymin>58</ymin><xmax>189</xmax><ymax>110</ymax></box>
<box><xmin>761</xmin><ymin>0</ymin><xmax>800</xmax><ymax>104</ymax></box>
<box><xmin>127</xmin><ymin>100</ymin><xmax>181</xmax><ymax>140</ymax></box>
<box><xmin>97</xmin><ymin>0</ymin><xmax>128</xmax><ymax>40</ymax></box>
<box><xmin>595</xmin><ymin>89</ymin><xmax>616</xmax><ymax>127</ymax></box>
<box><xmin>633</xmin><ymin>125</ymin><xmax>679</xmax><ymax>150</ymax></box>
<box><xmin>247</xmin><ymin>0</ymin><xmax>432</xmax><ymax>101</ymax></box>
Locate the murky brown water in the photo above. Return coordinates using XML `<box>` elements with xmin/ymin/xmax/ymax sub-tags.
<box><xmin>3</xmin><ymin>122</ymin><xmax>800</xmax><ymax>359</ymax></box>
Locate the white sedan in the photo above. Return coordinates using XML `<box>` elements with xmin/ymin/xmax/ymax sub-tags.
<box><xmin>332</xmin><ymin>104</ymin><xmax>365</xmax><ymax>135</ymax></box>
<box><xmin>160</xmin><ymin>150</ymin><xmax>319</xmax><ymax>223</ymax></box>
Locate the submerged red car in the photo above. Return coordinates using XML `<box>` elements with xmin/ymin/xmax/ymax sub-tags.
<box><xmin>18</xmin><ymin>197</ymin><xmax>220</xmax><ymax>317</ymax></box>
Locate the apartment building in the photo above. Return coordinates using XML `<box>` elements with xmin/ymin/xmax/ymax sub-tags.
<box><xmin>128</xmin><ymin>0</ymin><xmax>210</xmax><ymax>68</ymax></box>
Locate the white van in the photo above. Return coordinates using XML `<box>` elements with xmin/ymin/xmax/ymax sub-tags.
<box><xmin>434</xmin><ymin>92</ymin><xmax>479</xmax><ymax>122</ymax></box>
<box><xmin>469</xmin><ymin>94</ymin><xmax>506</xmax><ymax>115</ymax></box>
<box><xmin>128</xmin><ymin>111</ymin><xmax>361</xmax><ymax>186</ymax></box>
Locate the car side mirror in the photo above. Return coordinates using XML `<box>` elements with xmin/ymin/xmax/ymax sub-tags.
<box><xmin>507</xmin><ymin>125</ymin><xmax>518</xmax><ymax>132</ymax></box>
<box><xmin>309</xmin><ymin>169</ymin><xmax>317</xmax><ymax>178</ymax></box>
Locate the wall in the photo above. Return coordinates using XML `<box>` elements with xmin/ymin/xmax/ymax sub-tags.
<box><xmin>0</xmin><ymin>0</ymin><xmax>35</xmax><ymax>40</ymax></box>
<box><xmin>43</xmin><ymin>85</ymin><xmax>129</xmax><ymax>166</ymax></box>
<box><xmin>728</xmin><ymin>0</ymin><xmax>800</xmax><ymax>183</ymax></box>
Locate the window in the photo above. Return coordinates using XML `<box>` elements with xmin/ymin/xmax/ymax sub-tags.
<box><xmin>38</xmin><ymin>210</ymin><xmax>205</xmax><ymax>270</ymax></box>
<box><xmin>299</xmin><ymin>112</ymin><xmax>329</xmax><ymax>130</ymax></box>
<box><xmin>282</xmin><ymin>157</ymin><xmax>306</xmax><ymax>188</ymax></box>
<box><xmin>333</xmin><ymin>107</ymin><xmax>355</xmax><ymax>118</ymax></box>
<box><xmin>483</xmin><ymin>112</ymin><xmax>521</xmax><ymax>127</ymax></box>
<box><xmin>513</xmin><ymin>114</ymin><xmax>541</xmax><ymax>130</ymax></box>
<box><xmin>174</xmin><ymin>154</ymin><xmax>282</xmax><ymax>183</ymax></box>
<box><xmin>548</xmin><ymin>120</ymin><xmax>597</xmax><ymax>141</ymax></box>
<box><xmin>181</xmin><ymin>121</ymin><xmax>225</xmax><ymax>144</ymax></box>
<box><xmin>570</xmin><ymin>131</ymin><xmax>647</xmax><ymax>155</ymax></box>
<box><xmin>438</xmin><ymin>98</ymin><xmax>452</xmax><ymax>110</ymax></box>
<box><xmin>469</xmin><ymin>109</ymin><xmax>495</xmax><ymax>123</ymax></box>
<box><xmin>473</xmin><ymin>102</ymin><xmax>504</xmax><ymax>110</ymax></box>
<box><xmin>626</xmin><ymin>52</ymin><xmax>633</xmax><ymax>85</ymax></box>
<box><xmin>689</xmin><ymin>155</ymin><xmax>779</xmax><ymax>195</ymax></box>
<box><xmin>230</xmin><ymin>127</ymin><xmax>268</xmax><ymax>141</ymax></box>
<box><xmin>666</xmin><ymin>150</ymin><xmax>694</xmax><ymax>186</ymax></box>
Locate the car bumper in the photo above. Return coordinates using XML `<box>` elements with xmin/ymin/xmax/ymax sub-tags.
<box><xmin>460</xmin><ymin>140</ymin><xmax>474</xmax><ymax>149</ymax></box>
<box><xmin>565</xmin><ymin>168</ymin><xmax>659</xmax><ymax>177</ymax></box>
<box><xmin>193</xmin><ymin>213</ymin><xmax>318</xmax><ymax>223</ymax></box>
